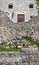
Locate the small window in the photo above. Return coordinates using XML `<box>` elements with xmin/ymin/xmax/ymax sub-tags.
<box><xmin>29</xmin><ymin>4</ymin><xmax>33</xmax><ymax>8</ymax></box>
<box><xmin>30</xmin><ymin>16</ymin><xmax>33</xmax><ymax>18</ymax></box>
<box><xmin>8</xmin><ymin>3</ymin><xmax>13</xmax><ymax>9</ymax></box>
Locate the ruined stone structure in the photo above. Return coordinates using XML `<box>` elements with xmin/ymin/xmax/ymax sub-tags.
<box><xmin>0</xmin><ymin>11</ymin><xmax>39</xmax><ymax>42</ymax></box>
<box><xmin>0</xmin><ymin>0</ymin><xmax>38</xmax><ymax>23</ymax></box>
<box><xmin>0</xmin><ymin>48</ymin><xmax>39</xmax><ymax>65</ymax></box>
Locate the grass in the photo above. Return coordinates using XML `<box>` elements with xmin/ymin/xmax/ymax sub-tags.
<box><xmin>0</xmin><ymin>48</ymin><xmax>20</xmax><ymax>52</ymax></box>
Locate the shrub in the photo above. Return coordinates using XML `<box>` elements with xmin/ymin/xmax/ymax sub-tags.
<box><xmin>22</xmin><ymin>35</ymin><xmax>39</xmax><ymax>47</ymax></box>
<box><xmin>36</xmin><ymin>0</ymin><xmax>39</xmax><ymax>6</ymax></box>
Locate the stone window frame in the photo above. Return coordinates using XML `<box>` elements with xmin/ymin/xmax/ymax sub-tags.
<box><xmin>8</xmin><ymin>3</ymin><xmax>13</xmax><ymax>9</ymax></box>
<box><xmin>29</xmin><ymin>3</ymin><xmax>33</xmax><ymax>8</ymax></box>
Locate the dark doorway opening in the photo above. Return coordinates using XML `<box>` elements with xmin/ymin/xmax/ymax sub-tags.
<box><xmin>17</xmin><ymin>14</ymin><xmax>25</xmax><ymax>22</ymax></box>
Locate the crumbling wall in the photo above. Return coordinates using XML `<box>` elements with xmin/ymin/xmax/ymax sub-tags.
<box><xmin>0</xmin><ymin>11</ymin><xmax>39</xmax><ymax>42</ymax></box>
<box><xmin>0</xmin><ymin>48</ymin><xmax>39</xmax><ymax>65</ymax></box>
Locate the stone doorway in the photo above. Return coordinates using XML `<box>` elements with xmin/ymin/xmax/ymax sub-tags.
<box><xmin>17</xmin><ymin>14</ymin><xmax>25</xmax><ymax>22</ymax></box>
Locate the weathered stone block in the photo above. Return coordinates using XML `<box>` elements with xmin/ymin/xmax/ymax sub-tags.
<box><xmin>28</xmin><ymin>48</ymin><xmax>38</xmax><ymax>55</ymax></box>
<box><xmin>22</xmin><ymin>62</ymin><xmax>29</xmax><ymax>65</ymax></box>
<box><xmin>30</xmin><ymin>62</ymin><xmax>38</xmax><ymax>65</ymax></box>
<box><xmin>29</xmin><ymin>55</ymin><xmax>38</xmax><ymax>62</ymax></box>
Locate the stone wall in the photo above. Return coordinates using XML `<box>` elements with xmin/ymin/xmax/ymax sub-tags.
<box><xmin>0</xmin><ymin>0</ymin><xmax>38</xmax><ymax>22</ymax></box>
<box><xmin>0</xmin><ymin>11</ymin><xmax>39</xmax><ymax>42</ymax></box>
<box><xmin>0</xmin><ymin>48</ymin><xmax>39</xmax><ymax>65</ymax></box>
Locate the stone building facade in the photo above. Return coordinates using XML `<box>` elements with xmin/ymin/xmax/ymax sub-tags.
<box><xmin>0</xmin><ymin>0</ymin><xmax>38</xmax><ymax>23</ymax></box>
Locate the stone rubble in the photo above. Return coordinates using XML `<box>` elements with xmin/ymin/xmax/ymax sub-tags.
<box><xmin>0</xmin><ymin>48</ymin><xmax>39</xmax><ymax>65</ymax></box>
<box><xmin>0</xmin><ymin>11</ymin><xmax>39</xmax><ymax>42</ymax></box>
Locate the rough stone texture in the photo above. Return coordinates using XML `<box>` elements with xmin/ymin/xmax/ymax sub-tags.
<box><xmin>0</xmin><ymin>48</ymin><xmax>39</xmax><ymax>65</ymax></box>
<box><xmin>0</xmin><ymin>0</ymin><xmax>38</xmax><ymax>22</ymax></box>
<box><xmin>0</xmin><ymin>11</ymin><xmax>39</xmax><ymax>42</ymax></box>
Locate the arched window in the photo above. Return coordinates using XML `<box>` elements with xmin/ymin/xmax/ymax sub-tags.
<box><xmin>29</xmin><ymin>4</ymin><xmax>33</xmax><ymax>8</ymax></box>
<box><xmin>8</xmin><ymin>3</ymin><xmax>13</xmax><ymax>9</ymax></box>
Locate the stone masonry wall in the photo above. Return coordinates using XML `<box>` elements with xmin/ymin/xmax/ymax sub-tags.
<box><xmin>0</xmin><ymin>48</ymin><xmax>39</xmax><ymax>65</ymax></box>
<box><xmin>0</xmin><ymin>11</ymin><xmax>39</xmax><ymax>42</ymax></box>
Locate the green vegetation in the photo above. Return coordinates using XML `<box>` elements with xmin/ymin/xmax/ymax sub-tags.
<box><xmin>0</xmin><ymin>40</ymin><xmax>21</xmax><ymax>51</ymax></box>
<box><xmin>0</xmin><ymin>48</ymin><xmax>20</xmax><ymax>52</ymax></box>
<box><xmin>0</xmin><ymin>35</ymin><xmax>39</xmax><ymax>51</ymax></box>
<box><xmin>22</xmin><ymin>35</ymin><xmax>39</xmax><ymax>47</ymax></box>
<box><xmin>36</xmin><ymin>0</ymin><xmax>39</xmax><ymax>6</ymax></box>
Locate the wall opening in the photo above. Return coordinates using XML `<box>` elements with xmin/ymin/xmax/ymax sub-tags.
<box><xmin>29</xmin><ymin>4</ymin><xmax>33</xmax><ymax>8</ymax></box>
<box><xmin>30</xmin><ymin>16</ymin><xmax>33</xmax><ymax>18</ymax></box>
<box><xmin>12</xmin><ymin>12</ymin><xmax>14</xmax><ymax>18</ymax></box>
<box><xmin>8</xmin><ymin>3</ymin><xmax>13</xmax><ymax>9</ymax></box>
<box><xmin>17</xmin><ymin>14</ymin><xmax>25</xmax><ymax>22</ymax></box>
